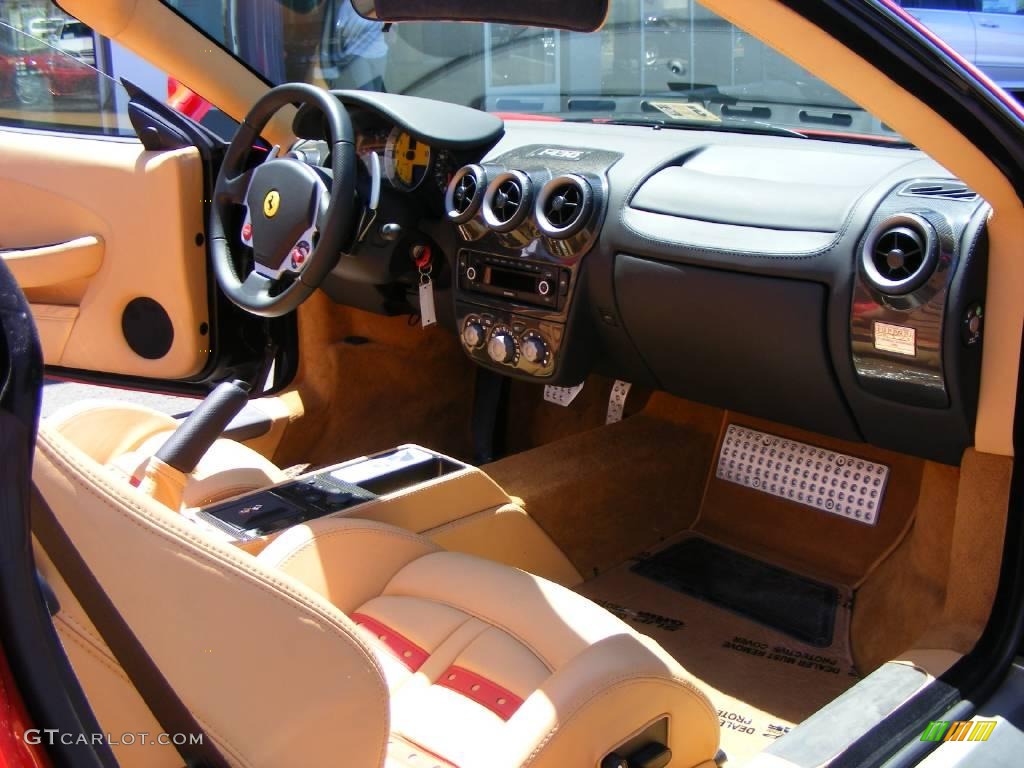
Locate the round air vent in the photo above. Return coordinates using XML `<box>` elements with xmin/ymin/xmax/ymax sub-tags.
<box><xmin>483</xmin><ymin>171</ymin><xmax>533</xmax><ymax>233</ymax></box>
<box><xmin>445</xmin><ymin>164</ymin><xmax>487</xmax><ymax>224</ymax></box>
<box><xmin>535</xmin><ymin>174</ymin><xmax>595</xmax><ymax>239</ymax></box>
<box><xmin>861</xmin><ymin>213</ymin><xmax>938</xmax><ymax>295</ymax></box>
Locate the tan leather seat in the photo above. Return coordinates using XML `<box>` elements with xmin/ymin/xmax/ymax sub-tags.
<box><xmin>45</xmin><ymin>399</ymin><xmax>285</xmax><ymax>509</ymax></box>
<box><xmin>33</xmin><ymin>422</ymin><xmax>720</xmax><ymax>768</ymax></box>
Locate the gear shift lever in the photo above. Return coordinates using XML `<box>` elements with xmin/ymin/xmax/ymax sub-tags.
<box><xmin>136</xmin><ymin>380</ymin><xmax>251</xmax><ymax>510</ymax></box>
<box><xmin>155</xmin><ymin>380</ymin><xmax>251</xmax><ymax>474</ymax></box>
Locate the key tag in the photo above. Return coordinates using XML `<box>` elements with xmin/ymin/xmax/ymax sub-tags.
<box><xmin>413</xmin><ymin>245</ymin><xmax>437</xmax><ymax>328</ymax></box>
<box><xmin>419</xmin><ymin>265</ymin><xmax>437</xmax><ymax>328</ymax></box>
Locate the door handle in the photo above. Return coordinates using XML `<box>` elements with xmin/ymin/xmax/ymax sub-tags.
<box><xmin>1</xmin><ymin>235</ymin><xmax>104</xmax><ymax>288</ymax></box>
<box><xmin>979</xmin><ymin>21</ymin><xmax>1000</xmax><ymax>28</ymax></box>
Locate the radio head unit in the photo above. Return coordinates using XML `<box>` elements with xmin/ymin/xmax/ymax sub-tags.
<box><xmin>446</xmin><ymin>145</ymin><xmax>622</xmax><ymax>382</ymax></box>
<box><xmin>459</xmin><ymin>250</ymin><xmax>570</xmax><ymax>310</ymax></box>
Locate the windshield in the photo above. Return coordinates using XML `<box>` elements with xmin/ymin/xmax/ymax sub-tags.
<box><xmin>162</xmin><ymin>0</ymin><xmax>906</xmax><ymax>143</ymax></box>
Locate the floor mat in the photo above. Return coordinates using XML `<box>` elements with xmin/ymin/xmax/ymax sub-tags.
<box><xmin>577</xmin><ymin>538</ymin><xmax>859</xmax><ymax>766</ymax></box>
<box><xmin>632</xmin><ymin>538</ymin><xmax>839</xmax><ymax>647</ymax></box>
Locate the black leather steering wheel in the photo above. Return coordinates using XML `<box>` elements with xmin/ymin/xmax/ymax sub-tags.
<box><xmin>210</xmin><ymin>83</ymin><xmax>356</xmax><ymax>318</ymax></box>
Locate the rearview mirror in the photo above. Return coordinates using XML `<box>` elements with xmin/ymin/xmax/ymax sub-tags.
<box><xmin>351</xmin><ymin>0</ymin><xmax>609</xmax><ymax>33</ymax></box>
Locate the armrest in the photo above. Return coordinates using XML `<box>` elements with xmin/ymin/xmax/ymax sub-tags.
<box><xmin>2</xmin><ymin>235</ymin><xmax>103</xmax><ymax>288</ymax></box>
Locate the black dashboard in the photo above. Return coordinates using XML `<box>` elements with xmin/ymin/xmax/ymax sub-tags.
<box><xmin>295</xmin><ymin>91</ymin><xmax>989</xmax><ymax>465</ymax></box>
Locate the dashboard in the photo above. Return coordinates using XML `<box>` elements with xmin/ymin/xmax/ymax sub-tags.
<box><xmin>292</xmin><ymin>91</ymin><xmax>989</xmax><ymax>466</ymax></box>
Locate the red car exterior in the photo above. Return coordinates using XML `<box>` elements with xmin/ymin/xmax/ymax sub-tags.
<box><xmin>0</xmin><ymin>40</ymin><xmax>21</xmax><ymax>102</ymax></box>
<box><xmin>20</xmin><ymin>49</ymin><xmax>97</xmax><ymax>99</ymax></box>
<box><xmin>0</xmin><ymin>41</ymin><xmax>97</xmax><ymax>106</ymax></box>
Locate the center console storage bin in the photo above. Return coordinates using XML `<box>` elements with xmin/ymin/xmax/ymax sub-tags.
<box><xmin>332</xmin><ymin>449</ymin><xmax>462</xmax><ymax>496</ymax></box>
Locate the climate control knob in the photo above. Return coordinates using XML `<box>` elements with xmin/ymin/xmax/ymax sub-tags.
<box><xmin>462</xmin><ymin>321</ymin><xmax>485</xmax><ymax>350</ymax></box>
<box><xmin>521</xmin><ymin>335</ymin><xmax>548</xmax><ymax>365</ymax></box>
<box><xmin>487</xmin><ymin>331</ymin><xmax>517</xmax><ymax>364</ymax></box>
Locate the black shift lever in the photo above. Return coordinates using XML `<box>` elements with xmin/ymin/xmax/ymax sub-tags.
<box><xmin>155</xmin><ymin>380</ymin><xmax>251</xmax><ymax>474</ymax></box>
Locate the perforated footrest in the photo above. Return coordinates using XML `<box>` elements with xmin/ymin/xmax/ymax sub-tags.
<box><xmin>716</xmin><ymin>424</ymin><xmax>889</xmax><ymax>526</ymax></box>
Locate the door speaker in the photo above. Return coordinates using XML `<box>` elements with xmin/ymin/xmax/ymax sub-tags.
<box><xmin>122</xmin><ymin>297</ymin><xmax>174</xmax><ymax>359</ymax></box>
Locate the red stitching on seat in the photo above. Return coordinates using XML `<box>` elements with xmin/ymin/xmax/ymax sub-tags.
<box><xmin>351</xmin><ymin>612</ymin><xmax>429</xmax><ymax>672</ymax></box>
<box><xmin>437</xmin><ymin>665</ymin><xmax>524</xmax><ymax>720</ymax></box>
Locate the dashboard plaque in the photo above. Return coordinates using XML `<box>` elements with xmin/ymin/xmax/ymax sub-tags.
<box><xmin>873</xmin><ymin>322</ymin><xmax>917</xmax><ymax>357</ymax></box>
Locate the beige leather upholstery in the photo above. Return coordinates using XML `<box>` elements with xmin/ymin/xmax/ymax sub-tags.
<box><xmin>425</xmin><ymin>503</ymin><xmax>583</xmax><ymax>587</ymax></box>
<box><xmin>261</xmin><ymin>518</ymin><xmax>720</xmax><ymax>767</ymax></box>
<box><xmin>47</xmin><ymin>400</ymin><xmax>583</xmax><ymax>585</ymax></box>
<box><xmin>34</xmin><ymin>423</ymin><xmax>719</xmax><ymax>768</ymax></box>
<box><xmin>34</xmin><ymin>424</ymin><xmax>390</xmax><ymax>768</ymax></box>
<box><xmin>46</xmin><ymin>400</ymin><xmax>286</xmax><ymax>510</ymax></box>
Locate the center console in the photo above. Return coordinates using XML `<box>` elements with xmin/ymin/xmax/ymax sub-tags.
<box><xmin>195</xmin><ymin>445</ymin><xmax>466</xmax><ymax>543</ymax></box>
<box><xmin>445</xmin><ymin>146</ymin><xmax>621</xmax><ymax>381</ymax></box>
<box><xmin>187</xmin><ymin>442</ymin><xmax>581</xmax><ymax>585</ymax></box>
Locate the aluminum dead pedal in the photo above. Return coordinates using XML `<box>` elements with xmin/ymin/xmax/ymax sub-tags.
<box><xmin>716</xmin><ymin>424</ymin><xmax>889</xmax><ymax>526</ymax></box>
<box><xmin>544</xmin><ymin>382</ymin><xmax>585</xmax><ymax>406</ymax></box>
<box><xmin>606</xmin><ymin>380</ymin><xmax>632</xmax><ymax>424</ymax></box>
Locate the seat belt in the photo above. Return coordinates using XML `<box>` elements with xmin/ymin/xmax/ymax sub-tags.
<box><xmin>30</xmin><ymin>486</ymin><xmax>231</xmax><ymax>768</ymax></box>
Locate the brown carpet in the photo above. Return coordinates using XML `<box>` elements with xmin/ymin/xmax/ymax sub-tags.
<box><xmin>485</xmin><ymin>395</ymin><xmax>722</xmax><ymax>578</ymax></box>
<box><xmin>577</xmin><ymin>537</ymin><xmax>859</xmax><ymax>766</ymax></box>
<box><xmin>275</xmin><ymin>294</ymin><xmax>477</xmax><ymax>469</ymax></box>
<box><xmin>849</xmin><ymin>460</ymin><xmax>960</xmax><ymax>672</ymax></box>
<box><xmin>502</xmin><ymin>375</ymin><xmax>653</xmax><ymax>455</ymax></box>
<box><xmin>490</xmin><ymin>391</ymin><xmax>927</xmax><ymax>592</ymax></box>
<box><xmin>911</xmin><ymin>449</ymin><xmax>1012</xmax><ymax>655</ymax></box>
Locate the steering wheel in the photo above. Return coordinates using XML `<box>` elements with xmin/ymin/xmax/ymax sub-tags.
<box><xmin>209</xmin><ymin>83</ymin><xmax>356</xmax><ymax>318</ymax></box>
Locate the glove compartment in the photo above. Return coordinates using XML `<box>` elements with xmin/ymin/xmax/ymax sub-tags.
<box><xmin>614</xmin><ymin>254</ymin><xmax>859</xmax><ymax>440</ymax></box>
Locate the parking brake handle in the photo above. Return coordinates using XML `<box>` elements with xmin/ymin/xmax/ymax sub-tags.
<box><xmin>155</xmin><ymin>380</ymin><xmax>251</xmax><ymax>474</ymax></box>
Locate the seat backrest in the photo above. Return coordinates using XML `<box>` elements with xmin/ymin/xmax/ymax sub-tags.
<box><xmin>32</xmin><ymin>423</ymin><xmax>390</xmax><ymax>768</ymax></box>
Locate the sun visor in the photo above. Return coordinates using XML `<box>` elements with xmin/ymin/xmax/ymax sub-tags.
<box><xmin>352</xmin><ymin>0</ymin><xmax>609</xmax><ymax>32</ymax></box>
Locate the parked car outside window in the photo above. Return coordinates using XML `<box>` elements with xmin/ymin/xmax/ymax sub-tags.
<box><xmin>898</xmin><ymin>0</ymin><xmax>1024</xmax><ymax>94</ymax></box>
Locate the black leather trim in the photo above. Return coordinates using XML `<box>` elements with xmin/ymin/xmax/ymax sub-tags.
<box><xmin>765</xmin><ymin>661</ymin><xmax>933</xmax><ymax>767</ymax></box>
<box><xmin>621</xmin><ymin>209</ymin><xmax>837</xmax><ymax>256</ymax></box>
<box><xmin>628</xmin><ymin>143</ymin><xmax>898</xmax><ymax>233</ymax></box>
<box><xmin>331</xmin><ymin>90</ymin><xmax>504</xmax><ymax>150</ymax></box>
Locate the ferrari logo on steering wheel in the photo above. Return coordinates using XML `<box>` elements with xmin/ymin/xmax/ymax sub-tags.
<box><xmin>263</xmin><ymin>189</ymin><xmax>281</xmax><ymax>218</ymax></box>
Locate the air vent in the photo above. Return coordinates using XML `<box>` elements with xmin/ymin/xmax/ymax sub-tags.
<box><xmin>861</xmin><ymin>213</ymin><xmax>938</xmax><ymax>295</ymax></box>
<box><xmin>494</xmin><ymin>180</ymin><xmax>521</xmax><ymax>221</ymax></box>
<box><xmin>536</xmin><ymin>174</ymin><xmax>595</xmax><ymax>239</ymax></box>
<box><xmin>899</xmin><ymin>180</ymin><xmax>978</xmax><ymax>203</ymax></box>
<box><xmin>483</xmin><ymin>171</ymin><xmax>533</xmax><ymax>233</ymax></box>
<box><xmin>445</xmin><ymin>165</ymin><xmax>487</xmax><ymax>224</ymax></box>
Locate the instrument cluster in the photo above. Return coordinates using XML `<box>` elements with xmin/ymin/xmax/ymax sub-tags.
<box><xmin>355</xmin><ymin>123</ymin><xmax>459</xmax><ymax>196</ymax></box>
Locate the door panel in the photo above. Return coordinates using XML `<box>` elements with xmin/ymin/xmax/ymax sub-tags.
<box><xmin>3</xmin><ymin>235</ymin><xmax>103</xmax><ymax>287</ymax></box>
<box><xmin>0</xmin><ymin>130</ymin><xmax>210</xmax><ymax>379</ymax></box>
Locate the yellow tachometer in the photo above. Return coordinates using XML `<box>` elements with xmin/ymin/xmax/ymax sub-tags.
<box><xmin>385</xmin><ymin>128</ymin><xmax>431</xmax><ymax>190</ymax></box>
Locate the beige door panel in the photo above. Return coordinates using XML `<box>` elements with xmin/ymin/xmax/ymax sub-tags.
<box><xmin>2</xmin><ymin>235</ymin><xmax>104</xmax><ymax>288</ymax></box>
<box><xmin>0</xmin><ymin>130</ymin><xmax>209</xmax><ymax>379</ymax></box>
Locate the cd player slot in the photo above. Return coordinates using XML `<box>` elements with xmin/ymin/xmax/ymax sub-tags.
<box><xmin>459</xmin><ymin>250</ymin><xmax>569</xmax><ymax>310</ymax></box>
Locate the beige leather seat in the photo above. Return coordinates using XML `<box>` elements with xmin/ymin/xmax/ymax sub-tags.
<box><xmin>44</xmin><ymin>399</ymin><xmax>285</xmax><ymax>510</ymax></box>
<box><xmin>33</xmin><ymin>421</ymin><xmax>721</xmax><ymax>768</ymax></box>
